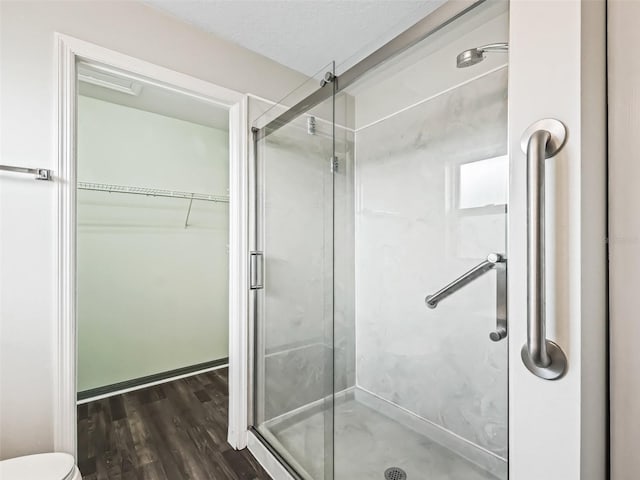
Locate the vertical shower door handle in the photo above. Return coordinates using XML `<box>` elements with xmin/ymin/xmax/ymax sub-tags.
<box><xmin>520</xmin><ymin>119</ymin><xmax>568</xmax><ymax>380</ymax></box>
<box><xmin>249</xmin><ymin>251</ymin><xmax>264</xmax><ymax>290</ymax></box>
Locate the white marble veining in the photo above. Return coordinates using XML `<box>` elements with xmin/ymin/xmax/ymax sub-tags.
<box><xmin>354</xmin><ymin>68</ymin><xmax>508</xmax><ymax>458</ymax></box>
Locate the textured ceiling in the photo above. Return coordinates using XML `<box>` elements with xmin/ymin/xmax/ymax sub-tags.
<box><xmin>145</xmin><ymin>0</ymin><xmax>446</xmax><ymax>76</ymax></box>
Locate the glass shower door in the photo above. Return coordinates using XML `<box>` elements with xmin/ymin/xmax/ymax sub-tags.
<box><xmin>332</xmin><ymin>2</ymin><xmax>509</xmax><ymax>479</ymax></box>
<box><xmin>250</xmin><ymin>2</ymin><xmax>509</xmax><ymax>479</ymax></box>
<box><xmin>251</xmin><ymin>64</ymin><xmax>336</xmax><ymax>480</ymax></box>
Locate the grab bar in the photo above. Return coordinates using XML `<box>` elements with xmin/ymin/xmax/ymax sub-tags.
<box><xmin>520</xmin><ymin>118</ymin><xmax>568</xmax><ymax>380</ymax></box>
<box><xmin>425</xmin><ymin>253</ymin><xmax>507</xmax><ymax>341</ymax></box>
<box><xmin>0</xmin><ymin>164</ymin><xmax>52</xmax><ymax>180</ymax></box>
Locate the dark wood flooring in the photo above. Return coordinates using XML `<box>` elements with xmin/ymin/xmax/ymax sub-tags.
<box><xmin>77</xmin><ymin>368</ymin><xmax>270</xmax><ymax>480</ymax></box>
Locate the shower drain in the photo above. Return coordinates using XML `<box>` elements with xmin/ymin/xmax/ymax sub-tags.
<box><xmin>384</xmin><ymin>467</ymin><xmax>407</xmax><ymax>480</ymax></box>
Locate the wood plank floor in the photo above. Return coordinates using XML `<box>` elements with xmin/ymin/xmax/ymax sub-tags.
<box><xmin>77</xmin><ymin>368</ymin><xmax>270</xmax><ymax>480</ymax></box>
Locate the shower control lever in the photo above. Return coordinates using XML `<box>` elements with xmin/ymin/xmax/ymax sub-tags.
<box><xmin>425</xmin><ymin>253</ymin><xmax>507</xmax><ymax>342</ymax></box>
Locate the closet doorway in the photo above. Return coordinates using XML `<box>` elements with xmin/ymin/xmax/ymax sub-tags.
<box><xmin>75</xmin><ymin>62</ymin><xmax>231</xmax><ymax>400</ymax></box>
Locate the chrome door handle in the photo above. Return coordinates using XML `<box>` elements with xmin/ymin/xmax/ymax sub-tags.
<box><xmin>425</xmin><ymin>253</ymin><xmax>508</xmax><ymax>342</ymax></box>
<box><xmin>249</xmin><ymin>251</ymin><xmax>264</xmax><ymax>290</ymax></box>
<box><xmin>520</xmin><ymin>118</ymin><xmax>568</xmax><ymax>380</ymax></box>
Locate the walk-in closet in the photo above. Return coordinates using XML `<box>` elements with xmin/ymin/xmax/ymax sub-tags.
<box><xmin>76</xmin><ymin>63</ymin><xmax>230</xmax><ymax>399</ymax></box>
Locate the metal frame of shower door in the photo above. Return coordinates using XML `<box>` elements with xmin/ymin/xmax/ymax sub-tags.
<box><xmin>253</xmin><ymin>0</ymin><xmax>485</xmax><ymax>141</ymax></box>
<box><xmin>247</xmin><ymin>103</ymin><xmax>338</xmax><ymax>480</ymax></box>
<box><xmin>246</xmin><ymin>0</ymin><xmax>488</xmax><ymax>477</ymax></box>
<box><xmin>249</xmin><ymin>0</ymin><xmax>488</xmax><ymax>453</ymax></box>
<box><xmin>247</xmin><ymin>2</ymin><xmax>608</xmax><ymax>480</ymax></box>
<box><xmin>247</xmin><ymin>122</ymin><xmax>318</xmax><ymax>480</ymax></box>
<box><xmin>247</xmin><ymin>125</ymin><xmax>260</xmax><ymax>440</ymax></box>
<box><xmin>247</xmin><ymin>0</ymin><xmax>484</xmax><ymax>428</ymax></box>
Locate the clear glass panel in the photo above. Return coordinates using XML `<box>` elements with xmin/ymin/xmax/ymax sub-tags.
<box><xmin>332</xmin><ymin>2</ymin><xmax>509</xmax><ymax>479</ymax></box>
<box><xmin>252</xmin><ymin>63</ymin><xmax>336</xmax><ymax>480</ymax></box>
<box><xmin>252</xmin><ymin>1</ymin><xmax>509</xmax><ymax>479</ymax></box>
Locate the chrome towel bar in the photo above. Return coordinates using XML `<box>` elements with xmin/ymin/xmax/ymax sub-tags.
<box><xmin>520</xmin><ymin>118</ymin><xmax>568</xmax><ymax>380</ymax></box>
<box><xmin>0</xmin><ymin>164</ymin><xmax>52</xmax><ymax>180</ymax></box>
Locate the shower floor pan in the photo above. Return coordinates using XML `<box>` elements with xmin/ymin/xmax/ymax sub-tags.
<box><xmin>265</xmin><ymin>389</ymin><xmax>505</xmax><ymax>480</ymax></box>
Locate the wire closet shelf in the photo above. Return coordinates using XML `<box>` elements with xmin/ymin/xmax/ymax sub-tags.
<box><xmin>77</xmin><ymin>182</ymin><xmax>229</xmax><ymax>203</ymax></box>
<box><xmin>77</xmin><ymin>182</ymin><xmax>228</xmax><ymax>228</ymax></box>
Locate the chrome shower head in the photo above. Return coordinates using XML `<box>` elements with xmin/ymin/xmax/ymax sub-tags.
<box><xmin>456</xmin><ymin>42</ymin><xmax>509</xmax><ymax>68</ymax></box>
<box><xmin>456</xmin><ymin>48</ymin><xmax>485</xmax><ymax>68</ymax></box>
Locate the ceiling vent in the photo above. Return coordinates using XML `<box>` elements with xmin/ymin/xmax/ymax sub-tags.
<box><xmin>78</xmin><ymin>66</ymin><xmax>143</xmax><ymax>96</ymax></box>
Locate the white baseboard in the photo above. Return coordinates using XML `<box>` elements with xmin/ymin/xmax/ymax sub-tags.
<box><xmin>76</xmin><ymin>363</ymin><xmax>228</xmax><ymax>404</ymax></box>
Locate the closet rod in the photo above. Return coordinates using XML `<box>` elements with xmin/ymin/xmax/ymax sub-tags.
<box><xmin>77</xmin><ymin>182</ymin><xmax>229</xmax><ymax>203</ymax></box>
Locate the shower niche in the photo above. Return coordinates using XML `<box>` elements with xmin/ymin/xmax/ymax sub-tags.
<box><xmin>250</xmin><ymin>2</ymin><xmax>509</xmax><ymax>479</ymax></box>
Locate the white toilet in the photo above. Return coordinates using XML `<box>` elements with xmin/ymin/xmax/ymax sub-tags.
<box><xmin>0</xmin><ymin>452</ymin><xmax>82</xmax><ymax>480</ymax></box>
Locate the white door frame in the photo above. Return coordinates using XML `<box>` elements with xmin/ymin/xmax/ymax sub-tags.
<box><xmin>54</xmin><ymin>33</ymin><xmax>250</xmax><ymax>455</ymax></box>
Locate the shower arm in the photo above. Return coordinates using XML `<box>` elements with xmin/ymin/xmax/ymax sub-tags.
<box><xmin>425</xmin><ymin>253</ymin><xmax>507</xmax><ymax>342</ymax></box>
<box><xmin>477</xmin><ymin>43</ymin><xmax>509</xmax><ymax>53</ymax></box>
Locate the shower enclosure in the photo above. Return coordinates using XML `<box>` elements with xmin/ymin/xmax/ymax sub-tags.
<box><xmin>241</xmin><ymin>0</ymin><xmax>606</xmax><ymax>479</ymax></box>
<box><xmin>250</xmin><ymin>2</ymin><xmax>508</xmax><ymax>478</ymax></box>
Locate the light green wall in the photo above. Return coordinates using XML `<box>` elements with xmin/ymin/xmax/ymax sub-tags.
<box><xmin>77</xmin><ymin>95</ymin><xmax>229</xmax><ymax>392</ymax></box>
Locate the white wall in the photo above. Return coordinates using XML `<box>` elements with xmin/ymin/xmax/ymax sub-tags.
<box><xmin>77</xmin><ymin>95</ymin><xmax>229</xmax><ymax>392</ymax></box>
<box><xmin>0</xmin><ymin>0</ymin><xmax>307</xmax><ymax>460</ymax></box>
<box><xmin>608</xmin><ymin>1</ymin><xmax>640</xmax><ymax>478</ymax></box>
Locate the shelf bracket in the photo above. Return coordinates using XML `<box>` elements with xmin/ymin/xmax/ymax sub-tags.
<box><xmin>184</xmin><ymin>194</ymin><xmax>194</xmax><ymax>228</ymax></box>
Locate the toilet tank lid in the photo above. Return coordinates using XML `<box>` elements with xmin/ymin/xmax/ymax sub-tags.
<box><xmin>0</xmin><ymin>452</ymin><xmax>75</xmax><ymax>480</ymax></box>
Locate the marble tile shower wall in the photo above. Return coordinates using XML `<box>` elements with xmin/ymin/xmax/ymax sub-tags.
<box><xmin>259</xmin><ymin>113</ymin><xmax>355</xmax><ymax>421</ymax></box>
<box><xmin>354</xmin><ymin>69</ymin><xmax>508</xmax><ymax>458</ymax></box>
